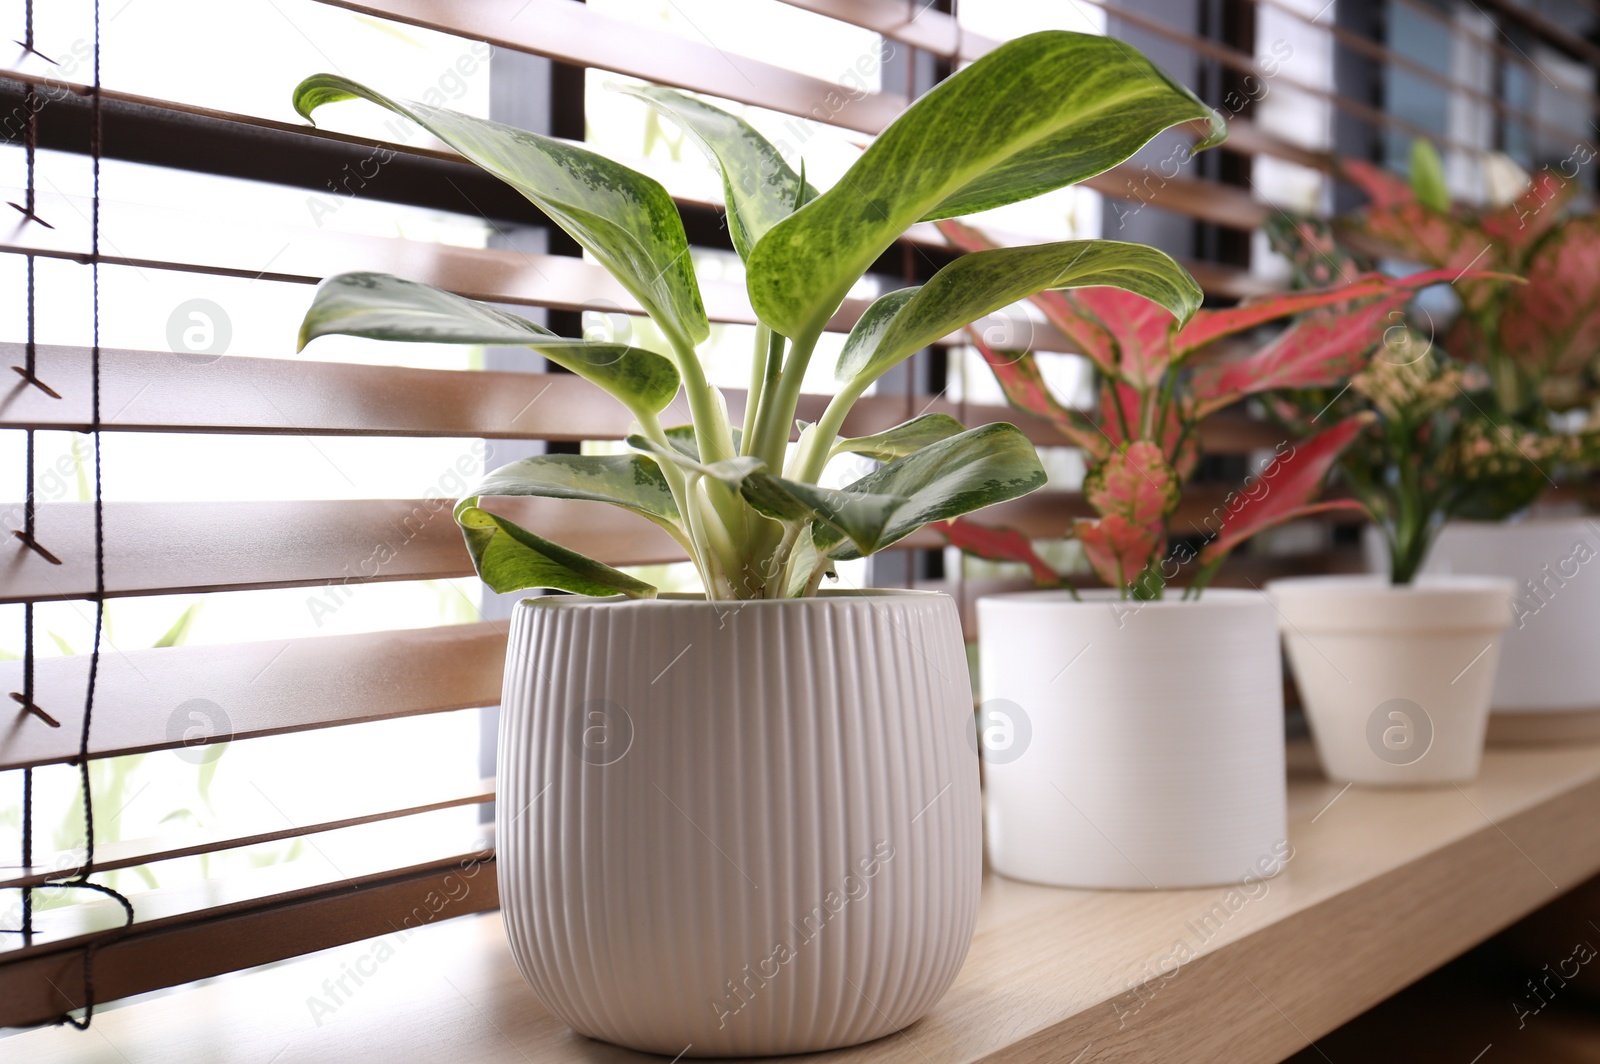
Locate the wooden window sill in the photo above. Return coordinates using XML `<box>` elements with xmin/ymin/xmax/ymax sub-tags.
<box><xmin>9</xmin><ymin>738</ymin><xmax>1600</xmax><ymax>1063</ymax></box>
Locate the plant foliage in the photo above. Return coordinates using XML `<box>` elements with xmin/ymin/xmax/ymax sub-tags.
<box><xmin>935</xmin><ymin>220</ymin><xmax>1488</xmax><ymax>597</ymax></box>
<box><xmin>294</xmin><ymin>32</ymin><xmax>1225</xmax><ymax>600</ymax></box>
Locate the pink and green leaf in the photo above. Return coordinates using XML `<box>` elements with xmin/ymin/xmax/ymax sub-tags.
<box><xmin>1072</xmin><ymin>514</ymin><xmax>1164</xmax><ymax>590</ymax></box>
<box><xmin>1338</xmin><ymin>195</ymin><xmax>1501</xmax><ymax>299</ymax></box>
<box><xmin>1174</xmin><ymin>270</ymin><xmax>1455</xmax><ymax>356</ymax></box>
<box><xmin>1339</xmin><ymin>158</ymin><xmax>1415</xmax><ymax>211</ymax></box>
<box><xmin>1098</xmin><ymin>381</ymin><xmax>1196</xmax><ymax>479</ymax></box>
<box><xmin>939</xmin><ymin>517</ymin><xmax>1063</xmax><ymax>587</ymax></box>
<box><xmin>963</xmin><ymin>326</ymin><xmax>1108</xmax><ymax>458</ymax></box>
<box><xmin>1084</xmin><ymin>440</ymin><xmax>1179</xmax><ymax>528</ymax></box>
<box><xmin>1499</xmin><ymin>215</ymin><xmax>1600</xmax><ymax>378</ymax></box>
<box><xmin>1195</xmin><ymin>413</ymin><xmax>1373</xmax><ymax>567</ymax></box>
<box><xmin>1188</xmin><ymin>268</ymin><xmax>1517</xmax><ymax>416</ymax></box>
<box><xmin>1481</xmin><ymin>168</ymin><xmax>1578</xmax><ymax>260</ymax></box>
<box><xmin>1069</xmin><ymin>285</ymin><xmax>1177</xmax><ymax>387</ymax></box>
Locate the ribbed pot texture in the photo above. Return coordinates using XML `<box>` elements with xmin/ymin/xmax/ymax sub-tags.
<box><xmin>496</xmin><ymin>591</ymin><xmax>981</xmax><ymax>1058</ymax></box>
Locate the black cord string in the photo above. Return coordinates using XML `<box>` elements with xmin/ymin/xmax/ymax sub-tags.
<box><xmin>54</xmin><ymin>0</ymin><xmax>138</xmax><ymax>1029</ymax></box>
<box><xmin>4</xmin><ymin>0</ymin><xmax>136</xmax><ymax>1029</ymax></box>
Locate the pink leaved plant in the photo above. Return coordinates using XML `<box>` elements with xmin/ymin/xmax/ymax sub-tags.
<box><xmin>936</xmin><ymin>219</ymin><xmax>1488</xmax><ymax>599</ymax></box>
<box><xmin>1337</xmin><ymin>142</ymin><xmax>1600</xmax><ymax>415</ymax></box>
<box><xmin>1265</xmin><ymin>142</ymin><xmax>1600</xmax><ymax>581</ymax></box>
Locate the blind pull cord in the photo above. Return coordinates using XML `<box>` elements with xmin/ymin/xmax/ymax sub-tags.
<box><xmin>4</xmin><ymin>0</ymin><xmax>137</xmax><ymax>1030</ymax></box>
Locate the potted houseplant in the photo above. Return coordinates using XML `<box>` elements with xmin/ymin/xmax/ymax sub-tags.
<box><xmin>936</xmin><ymin>221</ymin><xmax>1459</xmax><ymax>885</ymax></box>
<box><xmin>292</xmin><ymin>31</ymin><xmax>1223</xmax><ymax>1056</ymax></box>
<box><xmin>1262</xmin><ymin>181</ymin><xmax>1550</xmax><ymax>784</ymax></box>
<box><xmin>1293</xmin><ymin>142</ymin><xmax>1600</xmax><ymax>744</ymax></box>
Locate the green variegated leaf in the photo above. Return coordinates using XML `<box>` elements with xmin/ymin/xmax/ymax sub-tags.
<box><xmin>747</xmin><ymin>30</ymin><xmax>1224</xmax><ymax>341</ymax></box>
<box><xmin>464</xmin><ymin>453</ymin><xmax>682</xmax><ymax>536</ymax></box>
<box><xmin>298</xmin><ymin>273</ymin><xmax>681</xmax><ymax>415</ymax></box>
<box><xmin>832</xmin><ymin>413</ymin><xmax>966</xmax><ymax>462</ymax></box>
<box><xmin>626</xmin><ymin>433</ymin><xmax>763</xmax><ymax>486</ymax></box>
<box><xmin>456</xmin><ymin>503</ymin><xmax>656</xmax><ymax>597</ymax></box>
<box><xmin>664</xmin><ymin>423</ymin><xmax>742</xmax><ymax>459</ymax></box>
<box><xmin>293</xmin><ymin>75</ymin><xmax>708</xmax><ymax>350</ymax></box>
<box><xmin>740</xmin><ymin>472</ymin><xmax>905</xmax><ymax>554</ymax></box>
<box><xmin>824</xmin><ymin>423</ymin><xmax>1048</xmax><ymax>559</ymax></box>
<box><xmin>614</xmin><ymin>84</ymin><xmax>817</xmax><ymax>260</ymax></box>
<box><xmin>783</xmin><ymin>533</ymin><xmax>824</xmax><ymax>597</ymax></box>
<box><xmin>836</xmin><ymin>287</ymin><xmax>919</xmax><ymax>380</ymax></box>
<box><xmin>838</xmin><ymin>241</ymin><xmax>1201</xmax><ymax>391</ymax></box>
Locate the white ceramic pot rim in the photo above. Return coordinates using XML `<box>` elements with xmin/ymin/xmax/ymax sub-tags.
<box><xmin>1267</xmin><ymin>573</ymin><xmax>1514</xmax><ymax>633</ymax></box>
<box><xmin>515</xmin><ymin>588</ymin><xmax>942</xmax><ymax>611</ymax></box>
<box><xmin>980</xmin><ymin>587</ymin><xmax>1264</xmax><ymax>610</ymax></box>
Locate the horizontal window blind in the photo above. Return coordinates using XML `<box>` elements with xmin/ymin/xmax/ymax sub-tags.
<box><xmin>4</xmin><ymin>0</ymin><xmax>1585</xmax><ymax>1032</ymax></box>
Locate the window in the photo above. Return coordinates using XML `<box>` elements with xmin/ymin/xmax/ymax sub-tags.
<box><xmin>7</xmin><ymin>0</ymin><xmax>1587</xmax><ymax>1030</ymax></box>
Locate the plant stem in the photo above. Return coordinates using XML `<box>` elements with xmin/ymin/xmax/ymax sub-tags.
<box><xmin>1108</xmin><ymin>380</ymin><xmax>1135</xmax><ymax>447</ymax></box>
<box><xmin>670</xmin><ymin>338</ymin><xmax>754</xmax><ymax>580</ymax></box>
<box><xmin>673</xmin><ymin>339</ymin><xmax>735</xmax><ymax>464</ymax></box>
<box><xmin>1385</xmin><ymin>416</ymin><xmax>1434</xmax><ymax>585</ymax></box>
<box><xmin>793</xmin><ymin>381</ymin><xmax>864</xmax><ymax>483</ymax></box>
<box><xmin>635</xmin><ymin>408</ymin><xmax>720</xmax><ymax>592</ymax></box>
<box><xmin>762</xmin><ymin>522</ymin><xmax>802</xmax><ymax>598</ymax></box>
<box><xmin>802</xmin><ymin>560</ymin><xmax>829</xmax><ymax>597</ymax></box>
<box><xmin>742</xmin><ymin>327</ymin><xmax>785</xmax><ymax>458</ymax></box>
<box><xmin>741</xmin><ymin>324</ymin><xmax>772</xmax><ymax>452</ymax></box>
<box><xmin>753</xmin><ymin>325</ymin><xmax>823</xmax><ymax>474</ymax></box>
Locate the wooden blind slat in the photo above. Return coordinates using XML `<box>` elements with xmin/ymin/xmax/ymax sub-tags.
<box><xmin>3</xmin><ymin>499</ymin><xmax>480</xmax><ymax>605</ymax></box>
<box><xmin>1474</xmin><ymin>0</ymin><xmax>1600</xmax><ymax>69</ymax></box>
<box><xmin>0</xmin><ymin>72</ymin><xmax>1268</xmax><ymax>299</ymax></box>
<box><xmin>1252</xmin><ymin>0</ymin><xmax>1588</xmax><ymax>150</ymax></box>
<box><xmin>304</xmin><ymin>0</ymin><xmax>1269</xmax><ymax>232</ymax></box>
<box><xmin>0</xmin><ymin>779</ymin><xmax>496</xmax><ymax>890</ymax></box>
<box><xmin>789</xmin><ymin>0</ymin><xmax>1600</xmax><ymax>159</ymax></box>
<box><xmin>0</xmin><ymin>343</ymin><xmax>1279</xmax><ymax>451</ymax></box>
<box><xmin>1</xmin><ymin>477</ymin><xmax>1328</xmax><ymax>607</ymax></box>
<box><xmin>0</xmin><ymin>493</ymin><xmax>1016</xmax><ymax>604</ymax></box>
<box><xmin>779</xmin><ymin>0</ymin><xmax>1350</xmax><ymax>175</ymax></box>
<box><xmin>318</xmin><ymin>0</ymin><xmax>909</xmax><ymax>135</ymax></box>
<box><xmin>0</xmin><ymin>194</ymin><xmax>1112</xmax><ymax>348</ymax></box>
<box><xmin>0</xmin><ymin>848</ymin><xmax>497</xmax><ymax>1029</ymax></box>
<box><xmin>0</xmin><ymin>622</ymin><xmax>506</xmax><ymax>771</ymax></box>
<box><xmin>0</xmin><ymin>343</ymin><xmax>637</xmax><ymax>441</ymax></box>
<box><xmin>1387</xmin><ymin>0</ymin><xmax>1600</xmax><ymax>121</ymax></box>
<box><xmin>4</xmin><ymin>826</ymin><xmax>495</xmax><ymax>963</ymax></box>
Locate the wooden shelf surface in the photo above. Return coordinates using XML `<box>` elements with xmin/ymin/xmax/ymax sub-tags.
<box><xmin>8</xmin><ymin>739</ymin><xmax>1600</xmax><ymax>1063</ymax></box>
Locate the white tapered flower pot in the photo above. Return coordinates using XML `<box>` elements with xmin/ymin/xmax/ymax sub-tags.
<box><xmin>977</xmin><ymin>590</ymin><xmax>1289</xmax><ymax>890</ymax></box>
<box><xmin>496</xmin><ymin>591</ymin><xmax>981</xmax><ymax>1058</ymax></box>
<box><xmin>1267</xmin><ymin>575</ymin><xmax>1515</xmax><ymax>786</ymax></box>
<box><xmin>1418</xmin><ymin>519</ymin><xmax>1600</xmax><ymax>743</ymax></box>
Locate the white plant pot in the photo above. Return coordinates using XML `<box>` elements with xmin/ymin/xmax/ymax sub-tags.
<box><xmin>1267</xmin><ymin>575</ymin><xmax>1515</xmax><ymax>785</ymax></box>
<box><xmin>497</xmin><ymin>591</ymin><xmax>981</xmax><ymax>1058</ymax></box>
<box><xmin>976</xmin><ymin>590</ymin><xmax>1289</xmax><ymax>890</ymax></box>
<box><xmin>1412</xmin><ymin>519</ymin><xmax>1600</xmax><ymax>743</ymax></box>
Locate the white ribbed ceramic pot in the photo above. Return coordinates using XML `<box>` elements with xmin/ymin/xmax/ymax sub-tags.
<box><xmin>1268</xmin><ymin>575</ymin><xmax>1515</xmax><ymax>786</ymax></box>
<box><xmin>977</xmin><ymin>590</ymin><xmax>1289</xmax><ymax>890</ymax></box>
<box><xmin>1417</xmin><ymin>519</ymin><xmax>1600</xmax><ymax>743</ymax></box>
<box><xmin>497</xmin><ymin>591</ymin><xmax>981</xmax><ymax>1058</ymax></box>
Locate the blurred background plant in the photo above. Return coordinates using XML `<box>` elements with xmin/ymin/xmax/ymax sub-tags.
<box><xmin>935</xmin><ymin>220</ymin><xmax>1475</xmax><ymax>599</ymax></box>
<box><xmin>1265</xmin><ymin>140</ymin><xmax>1600</xmax><ymax>583</ymax></box>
